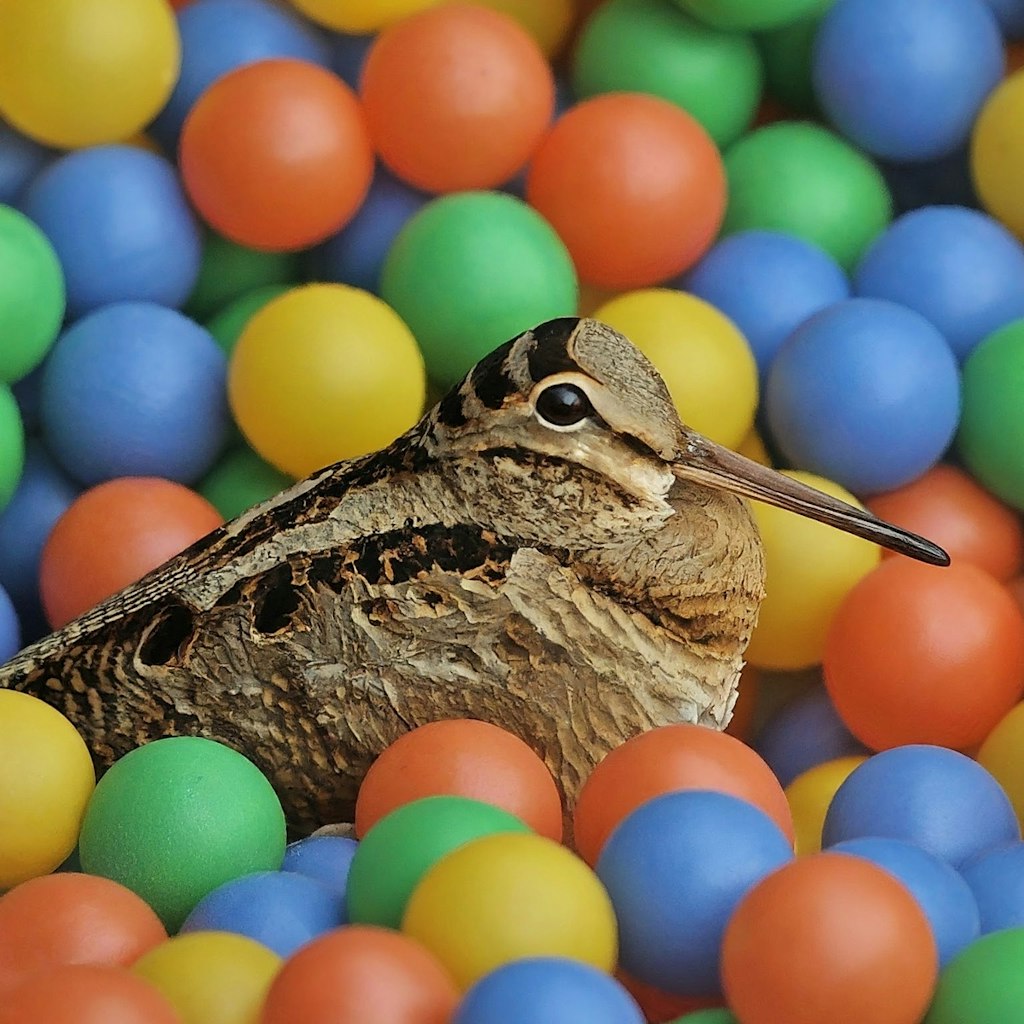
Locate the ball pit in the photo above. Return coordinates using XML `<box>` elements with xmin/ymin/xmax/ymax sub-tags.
<box><xmin>785</xmin><ymin>755</ymin><xmax>868</xmax><ymax>857</ymax></box>
<box><xmin>959</xmin><ymin>841</ymin><xmax>1024</xmax><ymax>934</ymax></box>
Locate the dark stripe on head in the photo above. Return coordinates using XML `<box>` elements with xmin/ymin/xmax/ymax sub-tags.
<box><xmin>470</xmin><ymin>340</ymin><xmax>517</xmax><ymax>410</ymax></box>
<box><xmin>526</xmin><ymin>317</ymin><xmax>582</xmax><ymax>382</ymax></box>
<box><xmin>435</xmin><ymin>388</ymin><xmax>467</xmax><ymax>427</ymax></box>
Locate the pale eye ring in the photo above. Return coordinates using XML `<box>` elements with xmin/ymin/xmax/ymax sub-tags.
<box><xmin>535</xmin><ymin>383</ymin><xmax>593</xmax><ymax>427</ymax></box>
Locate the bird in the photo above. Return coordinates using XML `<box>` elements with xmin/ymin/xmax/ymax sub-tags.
<box><xmin>0</xmin><ymin>317</ymin><xmax>947</xmax><ymax>833</ymax></box>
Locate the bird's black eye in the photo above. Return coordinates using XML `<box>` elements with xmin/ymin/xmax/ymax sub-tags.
<box><xmin>534</xmin><ymin>383</ymin><xmax>593</xmax><ymax>427</ymax></box>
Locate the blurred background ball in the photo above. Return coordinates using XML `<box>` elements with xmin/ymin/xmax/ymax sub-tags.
<box><xmin>228</xmin><ymin>283</ymin><xmax>426</xmax><ymax>478</ymax></box>
<box><xmin>199</xmin><ymin>446</ymin><xmax>293</xmax><ymax>521</ymax></box>
<box><xmin>288</xmin><ymin>0</ymin><xmax>440</xmax><ymax>33</ymax></box>
<box><xmin>0</xmin><ymin>385</ymin><xmax>22</xmax><ymax>513</ymax></box>
<box><xmin>0</xmin><ymin>119</ymin><xmax>51</xmax><ymax>206</ymax></box>
<box><xmin>972</xmin><ymin>69</ymin><xmax>1024</xmax><ymax>237</ymax></box>
<box><xmin>476</xmin><ymin>0</ymin><xmax>576</xmax><ymax>56</ymax></box>
<box><xmin>0</xmin><ymin>584</ymin><xmax>17</xmax><ymax>662</ymax></box>
<box><xmin>757</xmin><ymin>11</ymin><xmax>827</xmax><ymax>115</ymax></box>
<box><xmin>0</xmin><ymin>0</ymin><xmax>179</xmax><ymax>148</ymax></box>
<box><xmin>675</xmin><ymin>0</ymin><xmax>832</xmax><ymax>30</ymax></box>
<box><xmin>22</xmin><ymin>147</ymin><xmax>201</xmax><ymax>318</ymax></box>
<box><xmin>205</xmin><ymin>284</ymin><xmax>293</xmax><ymax>357</ymax></box>
<box><xmin>959</xmin><ymin>842</ymin><xmax>1024</xmax><ymax>935</ymax></box>
<box><xmin>765</xmin><ymin>298</ymin><xmax>960</xmax><ymax>494</ymax></box>
<box><xmin>978</xmin><ymin>703</ymin><xmax>1024</xmax><ymax>828</ymax></box>
<box><xmin>785</xmin><ymin>755</ymin><xmax>868</xmax><ymax>856</ymax></box>
<box><xmin>381</xmin><ymin>192</ymin><xmax>577</xmax><ymax>388</ymax></box>
<box><xmin>527</xmin><ymin>93</ymin><xmax>725</xmax><ymax>289</ymax></box>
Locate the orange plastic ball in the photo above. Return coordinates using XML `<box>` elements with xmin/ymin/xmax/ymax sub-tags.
<box><xmin>867</xmin><ymin>464</ymin><xmax>1024</xmax><ymax>581</ymax></box>
<box><xmin>360</xmin><ymin>4</ymin><xmax>554</xmax><ymax>193</ymax></box>
<box><xmin>572</xmin><ymin>723</ymin><xmax>794</xmax><ymax>867</ymax></box>
<box><xmin>39</xmin><ymin>477</ymin><xmax>223</xmax><ymax>629</ymax></box>
<box><xmin>355</xmin><ymin>720</ymin><xmax>563</xmax><ymax>842</ymax></box>
<box><xmin>526</xmin><ymin>93</ymin><xmax>726</xmax><ymax>289</ymax></box>
<box><xmin>824</xmin><ymin>559</ymin><xmax>1024</xmax><ymax>751</ymax></box>
<box><xmin>725</xmin><ymin>665</ymin><xmax>761</xmax><ymax>743</ymax></box>
<box><xmin>260</xmin><ymin>926</ymin><xmax>458</xmax><ymax>1024</ymax></box>
<box><xmin>0</xmin><ymin>874</ymin><xmax>167</xmax><ymax>998</ymax></box>
<box><xmin>0</xmin><ymin>965</ymin><xmax>179</xmax><ymax>1024</ymax></box>
<box><xmin>180</xmin><ymin>58</ymin><xmax>373</xmax><ymax>251</ymax></box>
<box><xmin>617</xmin><ymin>970</ymin><xmax>725</xmax><ymax>1023</ymax></box>
<box><xmin>721</xmin><ymin>853</ymin><xmax>938</xmax><ymax>1024</ymax></box>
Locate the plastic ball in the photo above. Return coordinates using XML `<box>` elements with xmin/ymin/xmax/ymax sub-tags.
<box><xmin>680</xmin><ymin>230</ymin><xmax>848</xmax><ymax>377</ymax></box>
<box><xmin>454</xmin><ymin>958</ymin><xmax>645</xmax><ymax>1024</ymax></box>
<box><xmin>78</xmin><ymin>736</ymin><xmax>286</xmax><ymax>931</ymax></box>
<box><xmin>825</xmin><ymin>559</ymin><xmax>1024</xmax><ymax>751</ymax></box>
<box><xmin>180</xmin><ymin>871</ymin><xmax>343</xmax><ymax>956</ymax></box>
<box><xmin>813</xmin><ymin>0</ymin><xmax>1003</xmax><ymax>162</ymax></box>
<box><xmin>972</xmin><ymin>69</ymin><xmax>1024</xmax><ymax>237</ymax></box>
<box><xmin>39</xmin><ymin>477</ymin><xmax>221</xmax><ymax>629</ymax></box>
<box><xmin>0</xmin><ymin>873</ymin><xmax>166</xmax><ymax>998</ymax></box>
<box><xmin>617</xmin><ymin>973</ymin><xmax>728</xmax><ymax>1022</ymax></box>
<box><xmin>381</xmin><ymin>191</ymin><xmax>577</xmax><ymax>389</ymax></box>
<box><xmin>572</xmin><ymin>0</ymin><xmax>762</xmax><ymax>149</ymax></box>
<box><xmin>403</xmin><ymin>831</ymin><xmax>617</xmax><ymax>990</ymax></box>
<box><xmin>282</xmin><ymin>834</ymin><xmax>358</xmax><ymax>900</ymax></box>
<box><xmin>0</xmin><ymin>205</ymin><xmax>64</xmax><ymax>384</ymax></box>
<box><xmin>721</xmin><ymin>853</ymin><xmax>938</xmax><ymax>1024</ymax></box>
<box><xmin>0</xmin><ymin>0</ymin><xmax>179</xmax><ymax>148</ymax></box>
<box><xmin>0</xmin><ymin>964</ymin><xmax>181</xmax><ymax>1024</ymax></box>
<box><xmin>854</xmin><ymin>207</ymin><xmax>1024</xmax><ymax>362</ymax></box>
<box><xmin>674</xmin><ymin>0</ymin><xmax>831</xmax><ymax>30</ymax></box>
<box><xmin>0</xmin><ymin>691</ymin><xmax>94</xmax><ymax>887</ymax></box>
<box><xmin>785</xmin><ymin>756</ymin><xmax>868</xmax><ymax>857</ymax></box>
<box><xmin>880</xmin><ymin>147</ymin><xmax>979</xmax><ymax>216</ymax></box>
<box><xmin>310</xmin><ymin>165</ymin><xmax>428</xmax><ymax>294</ymax></box>
<box><xmin>832</xmin><ymin>837</ymin><xmax>980</xmax><ymax>967</ymax></box>
<box><xmin>757</xmin><ymin>13</ymin><xmax>826</xmax><ymax>115</ymax></box>
<box><xmin>41</xmin><ymin>303</ymin><xmax>230</xmax><ymax>487</ymax></box>
<box><xmin>957</xmin><ymin>319</ymin><xmax>1024</xmax><ymax>510</ymax></box>
<box><xmin>473</xmin><ymin>0</ymin><xmax>575</xmax><ymax>55</ymax></box>
<box><xmin>978</xmin><ymin>703</ymin><xmax>1024</xmax><ymax>827</ymax></box>
<box><xmin>0</xmin><ymin>583</ymin><xmax>18</xmax><ymax>662</ymax></box>
<box><xmin>360</xmin><ymin>5</ymin><xmax>553</xmax><ymax>193</ymax></box>
<box><xmin>867</xmin><ymin>464</ymin><xmax>1024</xmax><ymax>582</ymax></box>
<box><xmin>0</xmin><ymin>119</ymin><xmax>51</xmax><ymax>206</ymax></box>
<box><xmin>527</xmin><ymin>93</ymin><xmax>725</xmax><ymax>289</ymax></box>
<box><xmin>573</xmin><ymin>724</ymin><xmax>794</xmax><ymax>868</ymax></box>
<box><xmin>722</xmin><ymin>122</ymin><xmax>892</xmax><ymax>271</ymax></box>
<box><xmin>205</xmin><ymin>284</ymin><xmax>292</xmax><ymax>357</ymax></box>
<box><xmin>22</xmin><ymin>147</ymin><xmax>201</xmax><ymax>319</ymax></box>
<box><xmin>926</xmin><ymin>927</ymin><xmax>1024</xmax><ymax>1024</ymax></box>
<box><xmin>260</xmin><ymin>925</ymin><xmax>459</xmax><ymax>1024</ymax></box>
<box><xmin>199</xmin><ymin>446</ymin><xmax>293</xmax><ymax>521</ymax></box>
<box><xmin>765</xmin><ymin>298</ymin><xmax>960</xmax><ymax>494</ymax></box>
<box><xmin>152</xmin><ymin>0</ymin><xmax>331</xmax><ymax>144</ymax></box>
<box><xmin>822</xmin><ymin>746</ymin><xmax>1020</xmax><ymax>867</ymax></box>
<box><xmin>591</xmin><ymin>289</ymin><xmax>758</xmax><ymax>449</ymax></box>
<box><xmin>745</xmin><ymin>470</ymin><xmax>880</xmax><ymax>669</ymax></box>
<box><xmin>959</xmin><ymin>841</ymin><xmax>1024</xmax><ymax>935</ymax></box>
<box><xmin>597</xmin><ymin>791</ymin><xmax>793</xmax><ymax>995</ymax></box>
<box><xmin>288</xmin><ymin>0</ymin><xmax>440</xmax><ymax>33</ymax></box>
<box><xmin>355</xmin><ymin>720</ymin><xmax>563</xmax><ymax>842</ymax></box>
<box><xmin>0</xmin><ymin>384</ymin><xmax>22</xmax><ymax>512</ymax></box>
<box><xmin>180</xmin><ymin>59</ymin><xmax>374</xmax><ymax>251</ymax></box>
<box><xmin>348</xmin><ymin>796</ymin><xmax>531</xmax><ymax>929</ymax></box>
<box><xmin>228</xmin><ymin>283</ymin><xmax>426</xmax><ymax>477</ymax></box>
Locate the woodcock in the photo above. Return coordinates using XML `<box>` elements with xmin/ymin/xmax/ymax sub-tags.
<box><xmin>0</xmin><ymin>317</ymin><xmax>948</xmax><ymax>833</ymax></box>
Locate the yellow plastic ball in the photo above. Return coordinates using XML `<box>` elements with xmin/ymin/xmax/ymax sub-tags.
<box><xmin>402</xmin><ymin>831</ymin><xmax>617</xmax><ymax>990</ymax></box>
<box><xmin>288</xmin><ymin>0</ymin><xmax>440</xmax><ymax>33</ymax></box>
<box><xmin>745</xmin><ymin>471</ymin><xmax>881</xmax><ymax>671</ymax></box>
<box><xmin>0</xmin><ymin>0</ymin><xmax>180</xmax><ymax>149</ymax></box>
<box><xmin>229</xmin><ymin>284</ymin><xmax>427</xmax><ymax>479</ymax></box>
<box><xmin>132</xmin><ymin>931</ymin><xmax>282</xmax><ymax>1024</ymax></box>
<box><xmin>593</xmin><ymin>289</ymin><xmax>759</xmax><ymax>450</ymax></box>
<box><xmin>785</xmin><ymin>755</ymin><xmax>867</xmax><ymax>857</ymax></box>
<box><xmin>972</xmin><ymin>70</ymin><xmax>1024</xmax><ymax>239</ymax></box>
<box><xmin>978</xmin><ymin>701</ymin><xmax>1024</xmax><ymax>828</ymax></box>
<box><xmin>736</xmin><ymin>428</ymin><xmax>772</xmax><ymax>467</ymax></box>
<box><xmin>0</xmin><ymin>690</ymin><xmax>95</xmax><ymax>888</ymax></box>
<box><xmin>473</xmin><ymin>0</ymin><xmax>575</xmax><ymax>55</ymax></box>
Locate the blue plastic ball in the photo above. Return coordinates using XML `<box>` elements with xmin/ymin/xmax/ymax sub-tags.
<box><xmin>981</xmin><ymin>0</ymin><xmax>1024</xmax><ymax>37</ymax></box>
<box><xmin>831</xmin><ymin>837</ymin><xmax>980</xmax><ymax>966</ymax></box>
<box><xmin>330</xmin><ymin>30</ymin><xmax>374</xmax><ymax>89</ymax></box>
<box><xmin>879</xmin><ymin>149</ymin><xmax>978</xmax><ymax>217</ymax></box>
<box><xmin>0</xmin><ymin>581</ymin><xmax>20</xmax><ymax>663</ymax></box>
<box><xmin>22</xmin><ymin>146</ymin><xmax>201</xmax><ymax>318</ymax></box>
<box><xmin>812</xmin><ymin>0</ymin><xmax>1004</xmax><ymax>162</ymax></box>
<box><xmin>453</xmin><ymin>958</ymin><xmax>645</xmax><ymax>1024</ymax></box>
<box><xmin>854</xmin><ymin>206</ymin><xmax>1024</xmax><ymax>362</ymax></box>
<box><xmin>680</xmin><ymin>230</ymin><xmax>849</xmax><ymax>377</ymax></box>
<box><xmin>596</xmin><ymin>790</ymin><xmax>794</xmax><ymax>995</ymax></box>
<box><xmin>41</xmin><ymin>302</ymin><xmax>230</xmax><ymax>486</ymax></box>
<box><xmin>179</xmin><ymin>869</ymin><xmax>344</xmax><ymax>957</ymax></box>
<box><xmin>764</xmin><ymin>297</ymin><xmax>961</xmax><ymax>495</ymax></box>
<box><xmin>309</xmin><ymin>166</ymin><xmax>428</xmax><ymax>294</ymax></box>
<box><xmin>282</xmin><ymin>834</ymin><xmax>358</xmax><ymax>902</ymax></box>
<box><xmin>822</xmin><ymin>746</ymin><xmax>1020</xmax><ymax>868</ymax></box>
<box><xmin>0</xmin><ymin>118</ymin><xmax>51</xmax><ymax>206</ymax></box>
<box><xmin>152</xmin><ymin>0</ymin><xmax>331</xmax><ymax>144</ymax></box>
<box><xmin>754</xmin><ymin>688</ymin><xmax>867</xmax><ymax>789</ymax></box>
<box><xmin>960</xmin><ymin>841</ymin><xmax>1024</xmax><ymax>935</ymax></box>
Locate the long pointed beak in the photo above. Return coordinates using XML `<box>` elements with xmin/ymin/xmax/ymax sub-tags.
<box><xmin>671</xmin><ymin>434</ymin><xmax>950</xmax><ymax>567</ymax></box>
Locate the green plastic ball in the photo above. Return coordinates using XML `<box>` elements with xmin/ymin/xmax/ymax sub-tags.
<box><xmin>957</xmin><ymin>319</ymin><xmax>1024</xmax><ymax>511</ymax></box>
<box><xmin>722</xmin><ymin>122</ymin><xmax>892</xmax><ymax>270</ymax></box>
<box><xmin>78</xmin><ymin>737</ymin><xmax>286</xmax><ymax>931</ymax></box>
<box><xmin>670</xmin><ymin>1011</ymin><xmax>739</xmax><ymax>1023</ymax></box>
<box><xmin>0</xmin><ymin>204</ymin><xmax>65</xmax><ymax>384</ymax></box>
<box><xmin>758</xmin><ymin>10</ymin><xmax>831</xmax><ymax>114</ymax></box>
<box><xmin>673</xmin><ymin>0</ymin><xmax>831</xmax><ymax>31</ymax></box>
<box><xmin>346</xmin><ymin>795</ymin><xmax>531</xmax><ymax>929</ymax></box>
<box><xmin>572</xmin><ymin>0</ymin><xmax>762</xmax><ymax>149</ymax></box>
<box><xmin>206</xmin><ymin>284</ymin><xmax>293</xmax><ymax>357</ymax></box>
<box><xmin>0</xmin><ymin>384</ymin><xmax>25</xmax><ymax>511</ymax></box>
<box><xmin>926</xmin><ymin>929</ymin><xmax>1024</xmax><ymax>1024</ymax></box>
<box><xmin>381</xmin><ymin>191</ymin><xmax>578</xmax><ymax>389</ymax></box>
<box><xmin>199</xmin><ymin>445</ymin><xmax>293</xmax><ymax>521</ymax></box>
